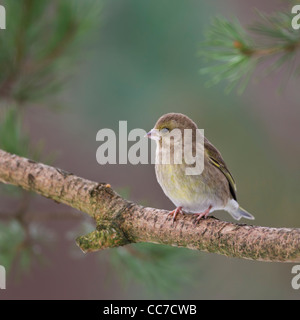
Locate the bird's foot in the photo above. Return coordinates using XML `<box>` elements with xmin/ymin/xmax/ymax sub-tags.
<box><xmin>167</xmin><ymin>206</ymin><xmax>183</xmax><ymax>224</ymax></box>
<box><xmin>193</xmin><ymin>205</ymin><xmax>212</xmax><ymax>225</ymax></box>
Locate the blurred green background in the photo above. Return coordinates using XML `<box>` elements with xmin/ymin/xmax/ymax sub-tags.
<box><xmin>1</xmin><ymin>0</ymin><xmax>300</xmax><ymax>299</ymax></box>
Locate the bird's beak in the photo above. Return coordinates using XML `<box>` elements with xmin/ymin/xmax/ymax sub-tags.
<box><xmin>145</xmin><ymin>128</ymin><xmax>160</xmax><ymax>141</ymax></box>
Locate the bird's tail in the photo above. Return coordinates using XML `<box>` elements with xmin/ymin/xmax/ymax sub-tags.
<box><xmin>229</xmin><ymin>206</ymin><xmax>255</xmax><ymax>221</ymax></box>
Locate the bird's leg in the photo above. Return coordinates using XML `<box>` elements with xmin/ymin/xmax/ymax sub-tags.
<box><xmin>167</xmin><ymin>206</ymin><xmax>183</xmax><ymax>223</ymax></box>
<box><xmin>194</xmin><ymin>205</ymin><xmax>212</xmax><ymax>224</ymax></box>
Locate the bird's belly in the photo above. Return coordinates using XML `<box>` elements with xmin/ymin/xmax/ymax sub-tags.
<box><xmin>155</xmin><ymin>164</ymin><xmax>224</xmax><ymax>213</ymax></box>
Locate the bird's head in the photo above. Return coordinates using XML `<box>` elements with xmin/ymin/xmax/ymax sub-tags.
<box><xmin>146</xmin><ymin>113</ymin><xmax>198</xmax><ymax>143</ymax></box>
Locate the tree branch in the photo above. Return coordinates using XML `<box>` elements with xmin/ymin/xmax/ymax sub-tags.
<box><xmin>0</xmin><ymin>149</ymin><xmax>299</xmax><ymax>262</ymax></box>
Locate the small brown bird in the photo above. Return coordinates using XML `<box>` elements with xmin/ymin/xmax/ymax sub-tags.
<box><xmin>147</xmin><ymin>113</ymin><xmax>254</xmax><ymax>223</ymax></box>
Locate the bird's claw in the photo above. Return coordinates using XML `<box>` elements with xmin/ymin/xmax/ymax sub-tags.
<box><xmin>166</xmin><ymin>206</ymin><xmax>183</xmax><ymax>224</ymax></box>
<box><xmin>193</xmin><ymin>205</ymin><xmax>212</xmax><ymax>225</ymax></box>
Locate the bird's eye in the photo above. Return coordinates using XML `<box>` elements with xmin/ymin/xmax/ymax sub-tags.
<box><xmin>160</xmin><ymin>127</ymin><xmax>170</xmax><ymax>134</ymax></box>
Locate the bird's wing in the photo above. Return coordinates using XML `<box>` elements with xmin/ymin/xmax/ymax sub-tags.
<box><xmin>204</xmin><ymin>137</ymin><xmax>237</xmax><ymax>200</ymax></box>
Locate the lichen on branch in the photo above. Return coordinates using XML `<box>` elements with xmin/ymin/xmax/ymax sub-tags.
<box><xmin>0</xmin><ymin>148</ymin><xmax>300</xmax><ymax>262</ymax></box>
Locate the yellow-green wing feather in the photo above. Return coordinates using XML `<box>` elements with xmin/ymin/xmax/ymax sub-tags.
<box><xmin>204</xmin><ymin>137</ymin><xmax>237</xmax><ymax>200</ymax></box>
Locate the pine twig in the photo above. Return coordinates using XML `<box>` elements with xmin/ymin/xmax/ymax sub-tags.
<box><xmin>199</xmin><ymin>11</ymin><xmax>300</xmax><ymax>93</ymax></box>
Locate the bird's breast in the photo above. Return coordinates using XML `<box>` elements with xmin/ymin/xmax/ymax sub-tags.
<box><xmin>155</xmin><ymin>147</ymin><xmax>229</xmax><ymax>213</ymax></box>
